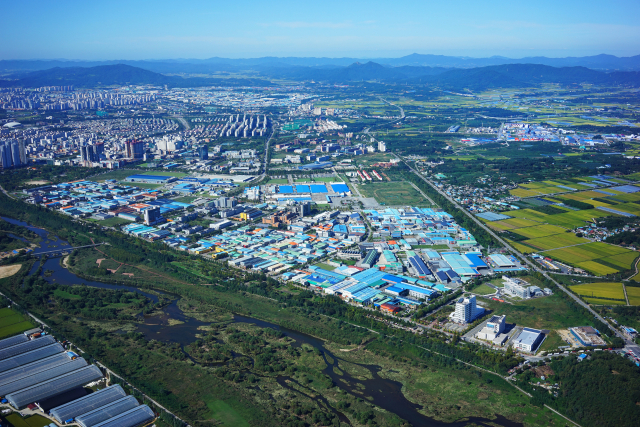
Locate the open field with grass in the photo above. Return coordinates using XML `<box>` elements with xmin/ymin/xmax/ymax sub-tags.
<box><xmin>268</xmin><ymin>178</ymin><xmax>289</xmax><ymax>184</ymax></box>
<box><xmin>471</xmin><ymin>284</ymin><xmax>496</xmax><ymax>295</ymax></box>
<box><xmin>94</xmin><ymin>216</ymin><xmax>132</xmax><ymax>227</ymax></box>
<box><xmin>116</xmin><ymin>181</ymin><xmax>162</xmax><ymax>190</ymax></box>
<box><xmin>477</xmin><ymin>293</ymin><xmax>593</xmax><ymax>330</ymax></box>
<box><xmin>359</xmin><ymin>181</ymin><xmax>431</xmax><ymax>206</ymax></box>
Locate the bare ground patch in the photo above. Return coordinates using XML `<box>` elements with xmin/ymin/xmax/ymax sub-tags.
<box><xmin>0</xmin><ymin>264</ymin><xmax>21</xmax><ymax>279</ymax></box>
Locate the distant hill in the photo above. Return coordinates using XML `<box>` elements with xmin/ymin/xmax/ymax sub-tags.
<box><xmin>0</xmin><ymin>62</ymin><xmax>638</xmax><ymax>91</ymax></box>
<box><xmin>2</xmin><ymin>53</ymin><xmax>640</xmax><ymax>74</ymax></box>
<box><xmin>0</xmin><ymin>64</ymin><xmax>270</xmax><ymax>88</ymax></box>
<box><xmin>259</xmin><ymin>62</ymin><xmax>640</xmax><ymax>90</ymax></box>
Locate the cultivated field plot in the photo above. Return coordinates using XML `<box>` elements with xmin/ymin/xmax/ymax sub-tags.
<box><xmin>626</xmin><ymin>286</ymin><xmax>640</xmax><ymax>305</ymax></box>
<box><xmin>523</xmin><ymin>233</ymin><xmax>590</xmax><ymax>251</ymax></box>
<box><xmin>543</xmin><ymin>242</ymin><xmax>636</xmax><ymax>275</ymax></box>
<box><xmin>511</xmin><ymin>224</ymin><xmax>569</xmax><ymax>239</ymax></box>
<box><xmin>575</xmin><ymin>261</ymin><xmax>619</xmax><ymax>276</ymax></box>
<box><xmin>0</xmin><ymin>307</ymin><xmax>34</xmax><ymax>339</ymax></box>
<box><xmin>510</xmin><ymin>188</ymin><xmax>542</xmax><ymax>198</ymax></box>
<box><xmin>519</xmin><ymin>182</ymin><xmax>564</xmax><ymax>194</ymax></box>
<box><xmin>508</xmin><ymin>240</ymin><xmax>537</xmax><ymax>254</ymax></box>
<box><xmin>503</xmin><ymin>209</ymin><xmax>549</xmax><ymax>222</ymax></box>
<box><xmin>503</xmin><ymin>217</ymin><xmax>543</xmax><ymax>228</ymax></box>
<box><xmin>358</xmin><ymin>181</ymin><xmax>431</xmax><ymax>206</ymax></box>
<box><xmin>570</xmin><ymin>282</ymin><xmax>626</xmax><ymax>303</ymax></box>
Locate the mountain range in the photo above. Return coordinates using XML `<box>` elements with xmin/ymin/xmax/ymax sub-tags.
<box><xmin>1</xmin><ymin>62</ymin><xmax>639</xmax><ymax>91</ymax></box>
<box><xmin>2</xmin><ymin>53</ymin><xmax>640</xmax><ymax>75</ymax></box>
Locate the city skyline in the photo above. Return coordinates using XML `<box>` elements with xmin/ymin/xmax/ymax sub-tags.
<box><xmin>2</xmin><ymin>0</ymin><xmax>640</xmax><ymax>60</ymax></box>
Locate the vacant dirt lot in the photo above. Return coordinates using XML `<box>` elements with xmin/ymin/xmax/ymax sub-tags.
<box><xmin>0</xmin><ymin>264</ymin><xmax>22</xmax><ymax>279</ymax></box>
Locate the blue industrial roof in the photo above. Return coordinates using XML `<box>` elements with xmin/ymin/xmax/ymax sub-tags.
<box><xmin>310</xmin><ymin>184</ymin><xmax>328</xmax><ymax>193</ymax></box>
<box><xmin>278</xmin><ymin>185</ymin><xmax>294</xmax><ymax>194</ymax></box>
<box><xmin>295</xmin><ymin>185</ymin><xmax>310</xmax><ymax>193</ymax></box>
<box><xmin>463</xmin><ymin>253</ymin><xmax>488</xmax><ymax>268</ymax></box>
<box><xmin>331</xmin><ymin>183</ymin><xmax>350</xmax><ymax>193</ymax></box>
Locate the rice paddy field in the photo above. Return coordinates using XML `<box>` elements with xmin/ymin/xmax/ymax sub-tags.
<box><xmin>482</xmin><ymin>183</ymin><xmax>640</xmax><ymax>275</ymax></box>
<box><xmin>570</xmin><ymin>282</ymin><xmax>626</xmax><ymax>301</ymax></box>
<box><xmin>626</xmin><ymin>286</ymin><xmax>640</xmax><ymax>305</ymax></box>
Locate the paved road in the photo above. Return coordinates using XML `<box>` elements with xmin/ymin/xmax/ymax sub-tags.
<box><xmin>259</xmin><ymin>122</ymin><xmax>277</xmax><ymax>180</ymax></box>
<box><xmin>174</xmin><ymin>116</ymin><xmax>191</xmax><ymax>131</ymax></box>
<box><xmin>393</xmin><ymin>154</ymin><xmax>626</xmax><ymax>343</ymax></box>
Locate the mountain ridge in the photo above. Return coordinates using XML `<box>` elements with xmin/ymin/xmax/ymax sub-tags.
<box><xmin>1</xmin><ymin>62</ymin><xmax>639</xmax><ymax>91</ymax></box>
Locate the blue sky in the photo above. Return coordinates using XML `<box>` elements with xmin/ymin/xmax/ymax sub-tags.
<box><xmin>2</xmin><ymin>0</ymin><xmax>639</xmax><ymax>59</ymax></box>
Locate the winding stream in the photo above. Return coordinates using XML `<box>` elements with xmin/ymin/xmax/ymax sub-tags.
<box><xmin>9</xmin><ymin>216</ymin><xmax>522</xmax><ymax>426</ymax></box>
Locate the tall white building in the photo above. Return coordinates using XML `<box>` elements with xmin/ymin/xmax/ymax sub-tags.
<box><xmin>450</xmin><ymin>295</ymin><xmax>485</xmax><ymax>323</ymax></box>
<box><xmin>378</xmin><ymin>140</ymin><xmax>386</xmax><ymax>152</ymax></box>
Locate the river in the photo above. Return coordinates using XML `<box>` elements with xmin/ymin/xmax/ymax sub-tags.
<box><xmin>9</xmin><ymin>216</ymin><xmax>522</xmax><ymax>427</ymax></box>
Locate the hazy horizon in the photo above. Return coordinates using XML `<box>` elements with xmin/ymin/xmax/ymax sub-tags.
<box><xmin>2</xmin><ymin>0</ymin><xmax>639</xmax><ymax>60</ymax></box>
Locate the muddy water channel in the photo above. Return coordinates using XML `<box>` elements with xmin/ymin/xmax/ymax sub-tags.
<box><xmin>14</xmin><ymin>217</ymin><xmax>520</xmax><ymax>426</ymax></box>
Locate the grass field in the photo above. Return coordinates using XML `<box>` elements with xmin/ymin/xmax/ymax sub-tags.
<box><xmin>205</xmin><ymin>398</ymin><xmax>250</xmax><ymax>427</ymax></box>
<box><xmin>471</xmin><ymin>284</ymin><xmax>496</xmax><ymax>295</ymax></box>
<box><xmin>359</xmin><ymin>181</ymin><xmax>431</xmax><ymax>206</ymax></box>
<box><xmin>95</xmin><ymin>217</ymin><xmax>131</xmax><ymax>227</ymax></box>
<box><xmin>571</xmin><ymin>282</ymin><xmax>626</xmax><ymax>301</ymax></box>
<box><xmin>477</xmin><ymin>293</ymin><xmax>593</xmax><ymax>330</ymax></box>
<box><xmin>117</xmin><ymin>181</ymin><xmax>162</xmax><ymax>190</ymax></box>
<box><xmin>267</xmin><ymin>178</ymin><xmax>289</xmax><ymax>184</ymax></box>
<box><xmin>90</xmin><ymin>169</ymin><xmax>187</xmax><ymax>183</ymax></box>
<box><xmin>140</xmin><ymin>170</ymin><xmax>188</xmax><ymax>177</ymax></box>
